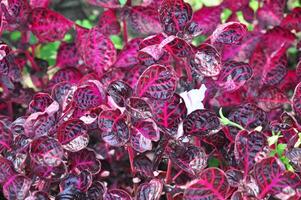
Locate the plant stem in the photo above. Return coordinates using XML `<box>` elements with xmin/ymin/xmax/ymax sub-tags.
<box><xmin>219</xmin><ymin>108</ymin><xmax>244</xmax><ymax>130</ymax></box>
<box><xmin>127</xmin><ymin>145</ymin><xmax>136</xmax><ymax>175</ymax></box>
<box><xmin>166</xmin><ymin>159</ymin><xmax>172</xmax><ymax>200</ymax></box>
<box><xmin>123</xmin><ymin>19</ymin><xmax>128</xmax><ymax>45</ymax></box>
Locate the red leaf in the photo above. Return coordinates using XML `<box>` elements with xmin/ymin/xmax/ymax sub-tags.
<box><xmin>136</xmin><ymin>65</ymin><xmax>177</xmax><ymax>100</ymax></box>
<box><xmin>211</xmin><ymin>22</ymin><xmax>247</xmax><ymax>45</ymax></box>
<box><xmin>281</xmin><ymin>7</ymin><xmax>301</xmax><ymax>32</ymax></box>
<box><xmin>234</xmin><ymin>130</ymin><xmax>267</xmax><ymax>176</ymax></box>
<box><xmin>114</xmin><ymin>38</ymin><xmax>142</xmax><ymax>68</ymax></box>
<box><xmin>190</xmin><ymin>43</ymin><xmax>221</xmax><ymax>77</ymax></box>
<box><xmin>192</xmin><ymin>5</ymin><xmax>222</xmax><ymax>36</ymax></box>
<box><xmin>28</xmin><ymin>8</ymin><xmax>73</xmax><ymax>42</ymax></box>
<box><xmin>257</xmin><ymin>87</ymin><xmax>289</xmax><ymax>112</ymax></box>
<box><xmin>98</xmin><ymin>9</ymin><xmax>121</xmax><ymax>36</ymax></box>
<box><xmin>81</xmin><ymin>26</ymin><xmax>117</xmax><ymax>74</ymax></box>
<box><xmin>159</xmin><ymin>0</ymin><xmax>192</xmax><ymax>35</ymax></box>
<box><xmin>86</xmin><ymin>0</ymin><xmax>121</xmax><ymax>8</ymax></box>
<box><xmin>57</xmin><ymin>119</ymin><xmax>89</xmax><ymax>152</ymax></box>
<box><xmin>254</xmin><ymin>157</ymin><xmax>301</xmax><ymax>199</ymax></box>
<box><xmin>184</xmin><ymin>168</ymin><xmax>230</xmax><ymax>200</ymax></box>
<box><xmin>56</xmin><ymin>42</ymin><xmax>79</xmax><ymax>68</ymax></box>
<box><xmin>127</xmin><ymin>6</ymin><xmax>163</xmax><ymax>35</ymax></box>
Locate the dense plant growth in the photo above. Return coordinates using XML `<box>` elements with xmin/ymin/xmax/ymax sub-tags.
<box><xmin>0</xmin><ymin>0</ymin><xmax>301</xmax><ymax>199</ymax></box>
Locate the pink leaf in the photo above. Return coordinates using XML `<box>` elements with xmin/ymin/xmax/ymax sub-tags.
<box><xmin>81</xmin><ymin>26</ymin><xmax>117</xmax><ymax>74</ymax></box>
<box><xmin>28</xmin><ymin>8</ymin><xmax>73</xmax><ymax>42</ymax></box>
<box><xmin>257</xmin><ymin>0</ymin><xmax>285</xmax><ymax>28</ymax></box>
<box><xmin>56</xmin><ymin>42</ymin><xmax>79</xmax><ymax>68</ymax></box>
<box><xmin>136</xmin><ymin>65</ymin><xmax>177</xmax><ymax>100</ymax></box>
<box><xmin>69</xmin><ymin>148</ymin><xmax>101</xmax><ymax>174</ymax></box>
<box><xmin>98</xmin><ymin>9</ymin><xmax>121</xmax><ymax>36</ymax></box>
<box><xmin>184</xmin><ymin>168</ymin><xmax>230</xmax><ymax>200</ymax></box>
<box><xmin>30</xmin><ymin>0</ymin><xmax>50</xmax><ymax>8</ymax></box>
<box><xmin>211</xmin><ymin>22</ymin><xmax>247</xmax><ymax>45</ymax></box>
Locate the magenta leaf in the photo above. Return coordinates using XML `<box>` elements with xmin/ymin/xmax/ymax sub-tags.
<box><xmin>49</xmin><ymin>67</ymin><xmax>82</xmax><ymax>87</ymax></box>
<box><xmin>126</xmin><ymin>97</ymin><xmax>153</xmax><ymax>120</ymax></box>
<box><xmin>217</xmin><ymin>60</ymin><xmax>253</xmax><ymax>92</ymax></box>
<box><xmin>28</xmin><ymin>92</ymin><xmax>54</xmax><ymax>113</ymax></box>
<box><xmin>136</xmin><ymin>65</ymin><xmax>177</xmax><ymax>100</ymax></box>
<box><xmin>211</xmin><ymin>22</ymin><xmax>247</xmax><ymax>45</ymax></box>
<box><xmin>107</xmin><ymin>80</ymin><xmax>133</xmax><ymax>107</ymax></box>
<box><xmin>234</xmin><ymin>130</ymin><xmax>267</xmax><ymax>175</ymax></box>
<box><xmin>28</xmin><ymin>8</ymin><xmax>73</xmax><ymax>42</ymax></box>
<box><xmin>151</xmin><ymin>94</ymin><xmax>187</xmax><ymax>136</ymax></box>
<box><xmin>31</xmin><ymin>161</ymin><xmax>67</xmax><ymax>180</ymax></box>
<box><xmin>254</xmin><ymin>157</ymin><xmax>301</xmax><ymax>199</ymax></box>
<box><xmin>114</xmin><ymin>39</ymin><xmax>142</xmax><ymax>68</ymax></box>
<box><xmin>80</xmin><ymin>26</ymin><xmax>117</xmax><ymax>74</ymax></box>
<box><xmin>257</xmin><ymin>87</ymin><xmax>289</xmax><ymax>112</ymax></box>
<box><xmin>159</xmin><ymin>0</ymin><xmax>192</xmax><ymax>35</ymax></box>
<box><xmin>51</xmin><ymin>81</ymin><xmax>74</xmax><ymax>108</ymax></box>
<box><xmin>292</xmin><ymin>82</ymin><xmax>301</xmax><ymax>118</ymax></box>
<box><xmin>183</xmin><ymin>109</ymin><xmax>220</xmax><ymax>136</ymax></box>
<box><xmin>30</xmin><ymin>136</ymin><xmax>64</xmax><ymax>167</ymax></box>
<box><xmin>192</xmin><ymin>5</ymin><xmax>222</xmax><ymax>36</ymax></box>
<box><xmin>69</xmin><ymin>148</ymin><xmax>101</xmax><ymax>174</ymax></box>
<box><xmin>98</xmin><ymin>9</ymin><xmax>121</xmax><ymax>36</ymax></box>
<box><xmin>30</xmin><ymin>0</ymin><xmax>50</xmax><ymax>8</ymax></box>
<box><xmin>132</xmin><ymin>119</ymin><xmax>160</xmax><ymax>141</ymax></box>
<box><xmin>56</xmin><ymin>42</ymin><xmax>79</xmax><ymax>68</ymax></box>
<box><xmin>167</xmin><ymin>143</ymin><xmax>207</xmax><ymax>175</ymax></box>
<box><xmin>86</xmin><ymin>0</ymin><xmax>121</xmax><ymax>8</ymax></box>
<box><xmin>3</xmin><ymin>175</ymin><xmax>32</xmax><ymax>200</ymax></box>
<box><xmin>98</xmin><ymin>109</ymin><xmax>130</xmax><ymax>147</ymax></box>
<box><xmin>0</xmin><ymin>157</ymin><xmax>16</xmax><ymax>184</ymax></box>
<box><xmin>127</xmin><ymin>6</ymin><xmax>162</xmax><ymax>35</ymax></box>
<box><xmin>184</xmin><ymin>168</ymin><xmax>230</xmax><ymax>200</ymax></box>
<box><xmin>130</xmin><ymin>127</ymin><xmax>152</xmax><ymax>153</ymax></box>
<box><xmin>257</xmin><ymin>0</ymin><xmax>285</xmax><ymax>28</ymax></box>
<box><xmin>104</xmin><ymin>189</ymin><xmax>132</xmax><ymax>200</ymax></box>
<box><xmin>163</xmin><ymin>37</ymin><xmax>193</xmax><ymax>58</ymax></box>
<box><xmin>73</xmin><ymin>80</ymin><xmax>106</xmax><ymax>110</ymax></box>
<box><xmin>134</xmin><ymin>154</ymin><xmax>154</xmax><ymax>177</ymax></box>
<box><xmin>280</xmin><ymin>7</ymin><xmax>301</xmax><ymax>32</ymax></box>
<box><xmin>0</xmin><ymin>122</ymin><xmax>13</xmax><ymax>152</ymax></box>
<box><xmin>190</xmin><ymin>43</ymin><xmax>221</xmax><ymax>77</ymax></box>
<box><xmin>57</xmin><ymin>118</ymin><xmax>89</xmax><ymax>152</ymax></box>
<box><xmin>135</xmin><ymin>179</ymin><xmax>163</xmax><ymax>200</ymax></box>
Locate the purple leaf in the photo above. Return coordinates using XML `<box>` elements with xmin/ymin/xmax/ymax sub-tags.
<box><xmin>292</xmin><ymin>82</ymin><xmax>301</xmax><ymax>118</ymax></box>
<box><xmin>211</xmin><ymin>22</ymin><xmax>247</xmax><ymax>45</ymax></box>
<box><xmin>190</xmin><ymin>43</ymin><xmax>221</xmax><ymax>77</ymax></box>
<box><xmin>130</xmin><ymin>126</ymin><xmax>152</xmax><ymax>153</ymax></box>
<box><xmin>192</xmin><ymin>5</ymin><xmax>222</xmax><ymax>36</ymax></box>
<box><xmin>159</xmin><ymin>0</ymin><xmax>192</xmax><ymax>35</ymax></box>
<box><xmin>30</xmin><ymin>136</ymin><xmax>64</xmax><ymax>167</ymax></box>
<box><xmin>151</xmin><ymin>94</ymin><xmax>187</xmax><ymax>136</ymax></box>
<box><xmin>107</xmin><ymin>80</ymin><xmax>133</xmax><ymax>107</ymax></box>
<box><xmin>73</xmin><ymin>80</ymin><xmax>107</xmax><ymax>110</ymax></box>
<box><xmin>225</xmin><ymin>169</ymin><xmax>244</xmax><ymax>187</ymax></box>
<box><xmin>135</xmin><ymin>179</ymin><xmax>163</xmax><ymax>200</ymax></box>
<box><xmin>234</xmin><ymin>130</ymin><xmax>267</xmax><ymax>176</ymax></box>
<box><xmin>184</xmin><ymin>168</ymin><xmax>230</xmax><ymax>200</ymax></box>
<box><xmin>136</xmin><ymin>65</ymin><xmax>177</xmax><ymax>100</ymax></box>
<box><xmin>104</xmin><ymin>189</ymin><xmax>132</xmax><ymax>200</ymax></box>
<box><xmin>167</xmin><ymin>143</ymin><xmax>207</xmax><ymax>175</ymax></box>
<box><xmin>183</xmin><ymin>109</ymin><xmax>220</xmax><ymax>136</ymax></box>
<box><xmin>80</xmin><ymin>26</ymin><xmax>117</xmax><ymax>74</ymax></box>
<box><xmin>132</xmin><ymin>119</ymin><xmax>160</xmax><ymax>141</ymax></box>
<box><xmin>3</xmin><ymin>175</ymin><xmax>32</xmax><ymax>200</ymax></box>
<box><xmin>217</xmin><ymin>60</ymin><xmax>253</xmax><ymax>92</ymax></box>
<box><xmin>98</xmin><ymin>109</ymin><xmax>130</xmax><ymax>147</ymax></box>
<box><xmin>57</xmin><ymin>118</ymin><xmax>89</xmax><ymax>152</ymax></box>
<box><xmin>126</xmin><ymin>97</ymin><xmax>153</xmax><ymax>120</ymax></box>
<box><xmin>98</xmin><ymin>9</ymin><xmax>121</xmax><ymax>36</ymax></box>
<box><xmin>257</xmin><ymin>0</ymin><xmax>285</xmax><ymax>28</ymax></box>
<box><xmin>86</xmin><ymin>0</ymin><xmax>121</xmax><ymax>8</ymax></box>
<box><xmin>56</xmin><ymin>42</ymin><xmax>79</xmax><ymax>68</ymax></box>
<box><xmin>69</xmin><ymin>148</ymin><xmax>101</xmax><ymax>174</ymax></box>
<box><xmin>87</xmin><ymin>181</ymin><xmax>107</xmax><ymax>200</ymax></box>
<box><xmin>28</xmin><ymin>92</ymin><xmax>54</xmax><ymax>114</ymax></box>
<box><xmin>114</xmin><ymin>39</ymin><xmax>142</xmax><ymax>68</ymax></box>
<box><xmin>134</xmin><ymin>154</ymin><xmax>154</xmax><ymax>177</ymax></box>
<box><xmin>0</xmin><ymin>157</ymin><xmax>16</xmax><ymax>184</ymax></box>
<box><xmin>59</xmin><ymin>170</ymin><xmax>93</xmax><ymax>192</ymax></box>
<box><xmin>127</xmin><ymin>5</ymin><xmax>162</xmax><ymax>35</ymax></box>
<box><xmin>49</xmin><ymin>67</ymin><xmax>82</xmax><ymax>87</ymax></box>
<box><xmin>28</xmin><ymin>8</ymin><xmax>73</xmax><ymax>42</ymax></box>
<box><xmin>0</xmin><ymin>122</ymin><xmax>13</xmax><ymax>152</ymax></box>
<box><xmin>254</xmin><ymin>157</ymin><xmax>301</xmax><ymax>199</ymax></box>
<box><xmin>286</xmin><ymin>148</ymin><xmax>301</xmax><ymax>172</ymax></box>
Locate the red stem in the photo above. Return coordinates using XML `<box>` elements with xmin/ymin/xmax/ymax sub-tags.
<box><xmin>172</xmin><ymin>170</ymin><xmax>183</xmax><ymax>181</ymax></box>
<box><xmin>127</xmin><ymin>145</ymin><xmax>136</xmax><ymax>175</ymax></box>
<box><xmin>166</xmin><ymin>159</ymin><xmax>173</xmax><ymax>200</ymax></box>
<box><xmin>123</xmin><ymin>19</ymin><xmax>128</xmax><ymax>45</ymax></box>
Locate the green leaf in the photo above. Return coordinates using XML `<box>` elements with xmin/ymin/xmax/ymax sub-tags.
<box><xmin>208</xmin><ymin>157</ymin><xmax>219</xmax><ymax>167</ymax></box>
<box><xmin>268</xmin><ymin>135</ymin><xmax>280</xmax><ymax>146</ymax></box>
<box><xmin>249</xmin><ymin>0</ymin><xmax>259</xmax><ymax>12</ymax></box>
<box><xmin>29</xmin><ymin>33</ymin><xmax>38</xmax><ymax>45</ymax></box>
<box><xmin>38</xmin><ymin>41</ymin><xmax>60</xmax><ymax>66</ymax></box>
<box><xmin>63</xmin><ymin>33</ymin><xmax>72</xmax><ymax>42</ymax></box>
<box><xmin>221</xmin><ymin>8</ymin><xmax>232</xmax><ymax>23</ymax></box>
<box><xmin>119</xmin><ymin>0</ymin><xmax>127</xmax><ymax>6</ymax></box>
<box><xmin>10</xmin><ymin>31</ymin><xmax>21</xmax><ymax>41</ymax></box>
<box><xmin>276</xmin><ymin>143</ymin><xmax>287</xmax><ymax>156</ymax></box>
<box><xmin>192</xmin><ymin>35</ymin><xmax>207</xmax><ymax>46</ymax></box>
<box><xmin>110</xmin><ymin>35</ymin><xmax>123</xmax><ymax>49</ymax></box>
<box><xmin>75</xmin><ymin>19</ymin><xmax>93</xmax><ymax>29</ymax></box>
